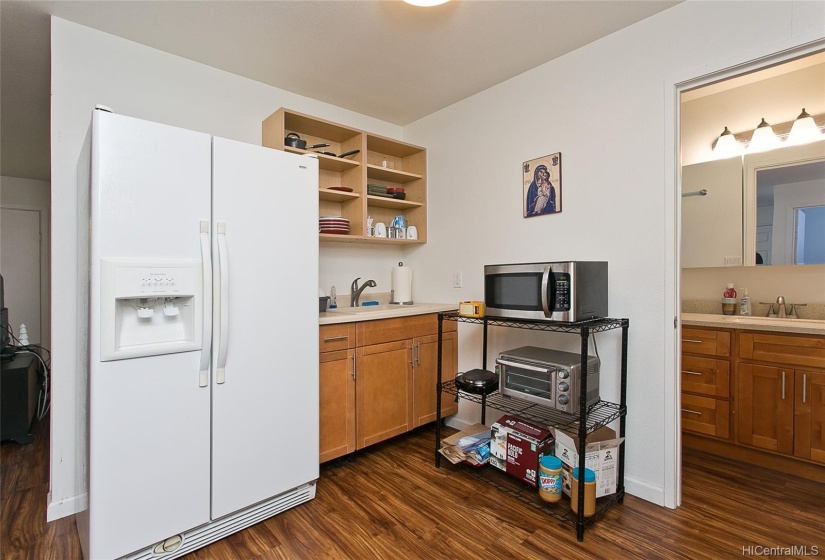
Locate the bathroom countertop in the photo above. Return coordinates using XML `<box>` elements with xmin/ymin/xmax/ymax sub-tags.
<box><xmin>682</xmin><ymin>312</ymin><xmax>825</xmax><ymax>335</ymax></box>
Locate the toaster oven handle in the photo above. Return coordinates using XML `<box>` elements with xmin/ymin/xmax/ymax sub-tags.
<box><xmin>496</xmin><ymin>358</ymin><xmax>554</xmax><ymax>375</ymax></box>
<box><xmin>540</xmin><ymin>267</ymin><xmax>555</xmax><ymax>317</ymax></box>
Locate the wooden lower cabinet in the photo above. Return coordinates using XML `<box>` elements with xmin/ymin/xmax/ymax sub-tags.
<box><xmin>319</xmin><ymin>313</ymin><xmax>458</xmax><ymax>462</ymax></box>
<box><xmin>414</xmin><ymin>331</ymin><xmax>459</xmax><ymax>427</ymax></box>
<box><xmin>680</xmin><ymin>327</ymin><xmax>733</xmax><ymax>441</ymax></box>
<box><xmin>319</xmin><ymin>349</ymin><xmax>356</xmax><ymax>463</ymax></box>
<box><xmin>737</xmin><ymin>363</ymin><xmax>795</xmax><ymax>454</ymax></box>
<box><xmin>356</xmin><ymin>339</ymin><xmax>413</xmax><ymax>449</ymax></box>
<box><xmin>681</xmin><ymin>393</ymin><xmax>730</xmax><ymax>439</ymax></box>
<box><xmin>738</xmin><ymin>364</ymin><xmax>825</xmax><ymax>465</ymax></box>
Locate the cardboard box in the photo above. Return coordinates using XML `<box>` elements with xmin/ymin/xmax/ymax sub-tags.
<box><xmin>490</xmin><ymin>415</ymin><xmax>554</xmax><ymax>487</ymax></box>
<box><xmin>554</xmin><ymin>425</ymin><xmax>623</xmax><ymax>498</ymax></box>
<box><xmin>439</xmin><ymin>424</ymin><xmax>491</xmax><ymax>466</ymax></box>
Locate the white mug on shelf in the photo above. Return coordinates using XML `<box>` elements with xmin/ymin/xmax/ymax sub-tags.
<box><xmin>375</xmin><ymin>222</ymin><xmax>387</xmax><ymax>238</ymax></box>
<box><xmin>406</xmin><ymin>226</ymin><xmax>418</xmax><ymax>240</ymax></box>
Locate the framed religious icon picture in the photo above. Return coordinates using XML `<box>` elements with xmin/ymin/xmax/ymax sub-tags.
<box><xmin>523</xmin><ymin>152</ymin><xmax>562</xmax><ymax>217</ymax></box>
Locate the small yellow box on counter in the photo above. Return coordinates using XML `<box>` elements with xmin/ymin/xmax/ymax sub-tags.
<box><xmin>459</xmin><ymin>301</ymin><xmax>485</xmax><ymax>318</ymax></box>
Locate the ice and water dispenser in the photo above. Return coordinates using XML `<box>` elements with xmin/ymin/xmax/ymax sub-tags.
<box><xmin>100</xmin><ymin>259</ymin><xmax>203</xmax><ymax>361</ymax></box>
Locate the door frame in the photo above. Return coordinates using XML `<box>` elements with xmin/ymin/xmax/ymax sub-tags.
<box><xmin>663</xmin><ymin>34</ymin><xmax>825</xmax><ymax>509</ymax></box>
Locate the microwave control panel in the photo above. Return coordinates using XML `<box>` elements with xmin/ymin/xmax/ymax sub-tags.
<box><xmin>554</xmin><ymin>273</ymin><xmax>571</xmax><ymax>310</ymax></box>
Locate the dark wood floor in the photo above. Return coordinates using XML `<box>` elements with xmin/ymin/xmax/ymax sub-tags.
<box><xmin>3</xmin><ymin>415</ymin><xmax>824</xmax><ymax>559</ymax></box>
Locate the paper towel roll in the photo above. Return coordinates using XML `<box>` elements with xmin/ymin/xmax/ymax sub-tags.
<box><xmin>391</xmin><ymin>265</ymin><xmax>413</xmax><ymax>304</ymax></box>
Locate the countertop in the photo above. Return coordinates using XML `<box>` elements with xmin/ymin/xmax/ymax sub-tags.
<box><xmin>319</xmin><ymin>303</ymin><xmax>457</xmax><ymax>325</ymax></box>
<box><xmin>682</xmin><ymin>312</ymin><xmax>825</xmax><ymax>335</ymax></box>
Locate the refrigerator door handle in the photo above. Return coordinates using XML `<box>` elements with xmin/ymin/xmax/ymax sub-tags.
<box><xmin>198</xmin><ymin>220</ymin><xmax>213</xmax><ymax>387</ymax></box>
<box><xmin>215</xmin><ymin>221</ymin><xmax>229</xmax><ymax>384</ymax></box>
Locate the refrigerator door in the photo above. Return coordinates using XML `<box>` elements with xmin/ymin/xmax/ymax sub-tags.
<box><xmin>210</xmin><ymin>138</ymin><xmax>319</xmax><ymax>519</ymax></box>
<box><xmin>87</xmin><ymin>111</ymin><xmax>212</xmax><ymax>559</ymax></box>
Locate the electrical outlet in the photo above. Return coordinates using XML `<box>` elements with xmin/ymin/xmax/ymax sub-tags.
<box><xmin>453</xmin><ymin>271</ymin><xmax>463</xmax><ymax>288</ymax></box>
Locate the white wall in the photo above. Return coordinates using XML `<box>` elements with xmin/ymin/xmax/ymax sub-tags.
<box><xmin>0</xmin><ymin>176</ymin><xmax>51</xmax><ymax>349</ymax></box>
<box><xmin>402</xmin><ymin>0</ymin><xmax>824</xmax><ymax>507</ymax></box>
<box><xmin>49</xmin><ymin>18</ymin><xmax>407</xmax><ymax>520</ymax></box>
<box><xmin>50</xmin><ymin>2</ymin><xmax>825</xmax><ymax>519</ymax></box>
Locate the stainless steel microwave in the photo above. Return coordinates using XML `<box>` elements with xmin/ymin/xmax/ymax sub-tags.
<box><xmin>496</xmin><ymin>346</ymin><xmax>600</xmax><ymax>413</ymax></box>
<box><xmin>484</xmin><ymin>261</ymin><xmax>607</xmax><ymax>322</ymax></box>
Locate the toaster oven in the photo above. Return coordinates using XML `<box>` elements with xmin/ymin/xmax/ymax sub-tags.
<box><xmin>496</xmin><ymin>346</ymin><xmax>600</xmax><ymax>413</ymax></box>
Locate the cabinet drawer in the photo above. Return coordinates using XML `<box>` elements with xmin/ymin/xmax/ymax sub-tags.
<box><xmin>356</xmin><ymin>313</ymin><xmax>456</xmax><ymax>346</ymax></box>
<box><xmin>681</xmin><ymin>355</ymin><xmax>730</xmax><ymax>398</ymax></box>
<box><xmin>681</xmin><ymin>393</ymin><xmax>730</xmax><ymax>439</ymax></box>
<box><xmin>319</xmin><ymin>323</ymin><xmax>355</xmax><ymax>353</ymax></box>
<box><xmin>739</xmin><ymin>332</ymin><xmax>825</xmax><ymax>369</ymax></box>
<box><xmin>681</xmin><ymin>327</ymin><xmax>731</xmax><ymax>357</ymax></box>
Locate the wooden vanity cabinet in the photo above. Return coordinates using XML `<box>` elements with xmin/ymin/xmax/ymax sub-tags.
<box><xmin>680</xmin><ymin>327</ymin><xmax>733</xmax><ymax>439</ymax></box>
<box><xmin>318</xmin><ymin>313</ymin><xmax>458</xmax><ymax>462</ymax></box>
<box><xmin>737</xmin><ymin>332</ymin><xmax>825</xmax><ymax>466</ymax></box>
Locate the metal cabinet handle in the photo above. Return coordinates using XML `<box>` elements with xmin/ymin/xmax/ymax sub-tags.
<box><xmin>681</xmin><ymin>408</ymin><xmax>702</xmax><ymax>416</ymax></box>
<box><xmin>351</xmin><ymin>353</ymin><xmax>356</xmax><ymax>380</ymax></box>
<box><xmin>781</xmin><ymin>371</ymin><xmax>786</xmax><ymax>400</ymax></box>
<box><xmin>410</xmin><ymin>344</ymin><xmax>414</xmax><ymax>366</ymax></box>
<box><xmin>802</xmin><ymin>373</ymin><xmax>807</xmax><ymax>403</ymax></box>
<box><xmin>682</xmin><ymin>339</ymin><xmax>704</xmax><ymax>344</ymax></box>
<box><xmin>324</xmin><ymin>335</ymin><xmax>349</xmax><ymax>342</ymax></box>
<box><xmin>682</xmin><ymin>370</ymin><xmax>702</xmax><ymax>376</ymax></box>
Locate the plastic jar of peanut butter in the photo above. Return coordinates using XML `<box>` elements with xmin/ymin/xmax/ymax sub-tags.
<box><xmin>538</xmin><ymin>456</ymin><xmax>563</xmax><ymax>502</ymax></box>
<box><xmin>571</xmin><ymin>467</ymin><xmax>596</xmax><ymax>517</ymax></box>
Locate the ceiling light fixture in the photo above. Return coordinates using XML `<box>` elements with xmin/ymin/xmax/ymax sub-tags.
<box><xmin>787</xmin><ymin>108</ymin><xmax>822</xmax><ymax>146</ymax></box>
<box><xmin>402</xmin><ymin>0</ymin><xmax>450</xmax><ymax>6</ymax></box>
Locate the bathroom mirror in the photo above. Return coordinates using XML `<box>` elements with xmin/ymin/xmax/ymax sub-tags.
<box><xmin>743</xmin><ymin>140</ymin><xmax>825</xmax><ymax>266</ymax></box>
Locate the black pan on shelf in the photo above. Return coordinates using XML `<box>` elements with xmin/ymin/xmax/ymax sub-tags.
<box><xmin>454</xmin><ymin>369</ymin><xmax>498</xmax><ymax>395</ymax></box>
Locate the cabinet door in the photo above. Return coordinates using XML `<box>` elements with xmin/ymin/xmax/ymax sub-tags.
<box><xmin>413</xmin><ymin>331</ymin><xmax>459</xmax><ymax>427</ymax></box>
<box><xmin>356</xmin><ymin>340</ymin><xmax>413</xmax><ymax>449</ymax></box>
<box><xmin>319</xmin><ymin>349</ymin><xmax>356</xmax><ymax>463</ymax></box>
<box><xmin>737</xmin><ymin>364</ymin><xmax>794</xmax><ymax>454</ymax></box>
<box><xmin>794</xmin><ymin>370</ymin><xmax>825</xmax><ymax>465</ymax></box>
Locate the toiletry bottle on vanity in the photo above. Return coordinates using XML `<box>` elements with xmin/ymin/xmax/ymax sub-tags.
<box><xmin>722</xmin><ymin>283</ymin><xmax>737</xmax><ymax>315</ymax></box>
<box><xmin>739</xmin><ymin>288</ymin><xmax>751</xmax><ymax>316</ymax></box>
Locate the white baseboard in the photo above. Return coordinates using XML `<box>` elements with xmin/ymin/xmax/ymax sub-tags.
<box><xmin>47</xmin><ymin>490</ymin><xmax>88</xmax><ymax>521</ymax></box>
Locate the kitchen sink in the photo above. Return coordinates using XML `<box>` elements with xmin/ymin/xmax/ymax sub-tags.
<box><xmin>328</xmin><ymin>304</ymin><xmax>414</xmax><ymax>314</ymax></box>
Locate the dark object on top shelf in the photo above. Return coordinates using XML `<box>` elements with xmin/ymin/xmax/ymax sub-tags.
<box><xmin>284</xmin><ymin>133</ymin><xmax>329</xmax><ymax>151</ymax></box>
<box><xmin>454</xmin><ymin>368</ymin><xmax>498</xmax><ymax>395</ymax></box>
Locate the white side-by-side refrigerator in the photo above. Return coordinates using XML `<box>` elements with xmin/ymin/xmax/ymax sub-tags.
<box><xmin>77</xmin><ymin>108</ymin><xmax>319</xmax><ymax>560</ymax></box>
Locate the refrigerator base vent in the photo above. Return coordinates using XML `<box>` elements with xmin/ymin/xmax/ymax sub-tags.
<box><xmin>122</xmin><ymin>481</ymin><xmax>317</xmax><ymax>560</ymax></box>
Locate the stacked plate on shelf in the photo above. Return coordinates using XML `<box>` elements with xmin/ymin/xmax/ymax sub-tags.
<box><xmin>367</xmin><ymin>184</ymin><xmax>406</xmax><ymax>200</ymax></box>
<box><xmin>319</xmin><ymin>216</ymin><xmax>350</xmax><ymax>235</ymax></box>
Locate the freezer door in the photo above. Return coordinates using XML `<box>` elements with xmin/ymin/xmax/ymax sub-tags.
<box><xmin>87</xmin><ymin>111</ymin><xmax>212</xmax><ymax>559</ymax></box>
<box><xmin>210</xmin><ymin>137</ymin><xmax>319</xmax><ymax>519</ymax></box>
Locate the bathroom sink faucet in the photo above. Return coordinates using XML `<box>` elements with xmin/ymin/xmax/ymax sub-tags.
<box><xmin>350</xmin><ymin>277</ymin><xmax>377</xmax><ymax>307</ymax></box>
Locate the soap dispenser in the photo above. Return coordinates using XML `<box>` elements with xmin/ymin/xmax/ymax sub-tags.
<box><xmin>739</xmin><ymin>288</ymin><xmax>751</xmax><ymax>316</ymax></box>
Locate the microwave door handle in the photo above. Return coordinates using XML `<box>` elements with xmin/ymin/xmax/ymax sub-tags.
<box><xmin>496</xmin><ymin>358</ymin><xmax>553</xmax><ymax>375</ymax></box>
<box><xmin>541</xmin><ymin>267</ymin><xmax>554</xmax><ymax>317</ymax></box>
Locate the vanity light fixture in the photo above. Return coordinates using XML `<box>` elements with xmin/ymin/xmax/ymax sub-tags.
<box><xmin>402</xmin><ymin>0</ymin><xmax>449</xmax><ymax>5</ymax></box>
<box><xmin>712</xmin><ymin>126</ymin><xmax>742</xmax><ymax>157</ymax></box>
<box><xmin>787</xmin><ymin>108</ymin><xmax>822</xmax><ymax>146</ymax></box>
<box><xmin>748</xmin><ymin>118</ymin><xmax>781</xmax><ymax>153</ymax></box>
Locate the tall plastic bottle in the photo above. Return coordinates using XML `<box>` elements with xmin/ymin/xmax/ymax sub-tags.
<box><xmin>739</xmin><ymin>288</ymin><xmax>751</xmax><ymax>316</ymax></box>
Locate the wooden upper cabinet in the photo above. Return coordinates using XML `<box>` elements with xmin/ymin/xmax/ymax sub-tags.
<box><xmin>262</xmin><ymin>108</ymin><xmax>427</xmax><ymax>245</ymax></box>
<box><xmin>681</xmin><ymin>327</ymin><xmax>731</xmax><ymax>357</ymax></box>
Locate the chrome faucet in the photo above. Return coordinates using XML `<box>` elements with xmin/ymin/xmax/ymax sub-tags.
<box><xmin>776</xmin><ymin>296</ymin><xmax>787</xmax><ymax>318</ymax></box>
<box><xmin>759</xmin><ymin>296</ymin><xmax>807</xmax><ymax>319</ymax></box>
<box><xmin>350</xmin><ymin>277</ymin><xmax>377</xmax><ymax>307</ymax></box>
